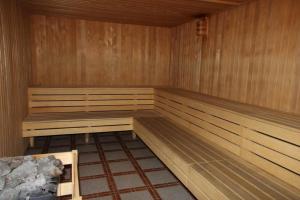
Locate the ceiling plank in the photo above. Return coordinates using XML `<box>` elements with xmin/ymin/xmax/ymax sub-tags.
<box><xmin>20</xmin><ymin>0</ymin><xmax>249</xmax><ymax>26</ymax></box>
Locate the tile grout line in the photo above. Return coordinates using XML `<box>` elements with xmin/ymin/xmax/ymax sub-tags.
<box><xmin>93</xmin><ymin>134</ymin><xmax>121</xmax><ymax>200</ymax></box>
<box><xmin>117</xmin><ymin>133</ymin><xmax>162</xmax><ymax>200</ymax></box>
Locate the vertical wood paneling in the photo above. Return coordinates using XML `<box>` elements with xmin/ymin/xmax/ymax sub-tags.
<box><xmin>0</xmin><ymin>0</ymin><xmax>30</xmax><ymax>156</ymax></box>
<box><xmin>30</xmin><ymin>15</ymin><xmax>171</xmax><ymax>87</ymax></box>
<box><xmin>170</xmin><ymin>0</ymin><xmax>300</xmax><ymax>115</ymax></box>
<box><xmin>170</xmin><ymin>20</ymin><xmax>203</xmax><ymax>92</ymax></box>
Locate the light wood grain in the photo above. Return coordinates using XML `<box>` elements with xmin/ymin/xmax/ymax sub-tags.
<box><xmin>0</xmin><ymin>0</ymin><xmax>30</xmax><ymax>157</ymax></box>
<box><xmin>30</xmin><ymin>15</ymin><xmax>171</xmax><ymax>87</ymax></box>
<box><xmin>154</xmin><ymin>89</ymin><xmax>300</xmax><ymax>190</ymax></box>
<box><xmin>170</xmin><ymin>0</ymin><xmax>300</xmax><ymax>115</ymax></box>
<box><xmin>23</xmin><ymin>88</ymin><xmax>155</xmax><ymax>140</ymax></box>
<box><xmin>134</xmin><ymin>117</ymin><xmax>300</xmax><ymax>200</ymax></box>
<box><xmin>28</xmin><ymin>87</ymin><xmax>154</xmax><ymax>113</ymax></box>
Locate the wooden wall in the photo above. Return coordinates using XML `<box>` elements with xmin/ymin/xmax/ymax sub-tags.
<box><xmin>170</xmin><ymin>0</ymin><xmax>300</xmax><ymax>115</ymax></box>
<box><xmin>30</xmin><ymin>15</ymin><xmax>171</xmax><ymax>87</ymax></box>
<box><xmin>170</xmin><ymin>20</ymin><xmax>203</xmax><ymax>92</ymax></box>
<box><xmin>0</xmin><ymin>0</ymin><xmax>30</xmax><ymax>156</ymax></box>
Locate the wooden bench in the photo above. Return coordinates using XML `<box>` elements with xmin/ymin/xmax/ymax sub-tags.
<box><xmin>23</xmin><ymin>87</ymin><xmax>300</xmax><ymax>199</ymax></box>
<box><xmin>134</xmin><ymin>88</ymin><xmax>300</xmax><ymax>199</ymax></box>
<box><xmin>23</xmin><ymin>87</ymin><xmax>155</xmax><ymax>146</ymax></box>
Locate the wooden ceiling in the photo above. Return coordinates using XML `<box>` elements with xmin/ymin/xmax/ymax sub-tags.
<box><xmin>20</xmin><ymin>0</ymin><xmax>248</xmax><ymax>27</ymax></box>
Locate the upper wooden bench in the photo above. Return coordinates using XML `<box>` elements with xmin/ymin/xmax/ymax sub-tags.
<box><xmin>134</xmin><ymin>88</ymin><xmax>300</xmax><ymax>199</ymax></box>
<box><xmin>23</xmin><ymin>87</ymin><xmax>156</xmax><ymax>146</ymax></box>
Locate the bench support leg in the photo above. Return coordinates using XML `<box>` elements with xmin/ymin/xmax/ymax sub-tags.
<box><xmin>132</xmin><ymin>132</ymin><xmax>137</xmax><ymax>140</ymax></box>
<box><xmin>85</xmin><ymin>133</ymin><xmax>89</xmax><ymax>143</ymax></box>
<box><xmin>29</xmin><ymin>137</ymin><xmax>34</xmax><ymax>147</ymax></box>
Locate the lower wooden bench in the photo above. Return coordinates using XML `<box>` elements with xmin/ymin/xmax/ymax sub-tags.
<box><xmin>134</xmin><ymin>117</ymin><xmax>300</xmax><ymax>200</ymax></box>
<box><xmin>33</xmin><ymin>150</ymin><xmax>82</xmax><ymax>200</ymax></box>
<box><xmin>23</xmin><ymin>110</ymin><xmax>157</xmax><ymax>147</ymax></box>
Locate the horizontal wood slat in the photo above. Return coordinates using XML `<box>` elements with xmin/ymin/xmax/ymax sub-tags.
<box><xmin>30</xmin><ymin>94</ymin><xmax>153</xmax><ymax>101</ymax></box>
<box><xmin>30</xmin><ymin>100</ymin><xmax>153</xmax><ymax>107</ymax></box>
<box><xmin>28</xmin><ymin>87</ymin><xmax>154</xmax><ymax>113</ymax></box>
<box><xmin>23</xmin><ymin>118</ymin><xmax>132</xmax><ymax>129</ymax></box>
<box><xmin>29</xmin><ymin>88</ymin><xmax>154</xmax><ymax>94</ymax></box>
<box><xmin>154</xmin><ymin>89</ymin><xmax>300</xmax><ymax>190</ymax></box>
<box><xmin>23</xmin><ymin>124</ymin><xmax>133</xmax><ymax>137</ymax></box>
<box><xmin>30</xmin><ymin>105</ymin><xmax>154</xmax><ymax>113</ymax></box>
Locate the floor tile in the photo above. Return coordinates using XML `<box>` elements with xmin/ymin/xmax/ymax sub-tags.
<box><xmin>109</xmin><ymin>161</ymin><xmax>135</xmax><ymax>173</ymax></box>
<box><xmin>77</xmin><ymin>144</ymin><xmax>97</xmax><ymax>153</ymax></box>
<box><xmin>125</xmin><ymin>141</ymin><xmax>146</xmax><ymax>149</ymax></box>
<box><xmin>101</xmin><ymin>143</ymin><xmax>122</xmax><ymax>151</ymax></box>
<box><xmin>119</xmin><ymin>134</ymin><xmax>134</xmax><ymax>141</ymax></box>
<box><xmin>24</xmin><ymin>132</ymin><xmax>196</xmax><ymax>200</ymax></box>
<box><xmin>146</xmin><ymin>170</ymin><xmax>177</xmax><ymax>185</ymax></box>
<box><xmin>137</xmin><ymin>158</ymin><xmax>164</xmax><ymax>170</ymax></box>
<box><xmin>98</xmin><ymin>135</ymin><xmax>118</xmax><ymax>142</ymax></box>
<box><xmin>114</xmin><ymin>174</ymin><xmax>145</xmax><ymax>190</ymax></box>
<box><xmin>130</xmin><ymin>149</ymin><xmax>154</xmax><ymax>158</ymax></box>
<box><xmin>80</xmin><ymin>178</ymin><xmax>109</xmax><ymax>195</ymax></box>
<box><xmin>120</xmin><ymin>190</ymin><xmax>153</xmax><ymax>200</ymax></box>
<box><xmin>104</xmin><ymin>151</ymin><xmax>127</xmax><ymax>161</ymax></box>
<box><xmin>157</xmin><ymin>185</ymin><xmax>195</xmax><ymax>200</ymax></box>
<box><xmin>48</xmin><ymin>146</ymin><xmax>70</xmax><ymax>153</ymax></box>
<box><xmin>79</xmin><ymin>153</ymin><xmax>100</xmax><ymax>163</ymax></box>
<box><xmin>79</xmin><ymin>164</ymin><xmax>104</xmax><ymax>177</ymax></box>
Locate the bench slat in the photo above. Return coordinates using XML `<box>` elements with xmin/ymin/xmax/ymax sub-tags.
<box><xmin>135</xmin><ymin>117</ymin><xmax>300</xmax><ymax>200</ymax></box>
<box><xmin>28</xmin><ymin>88</ymin><xmax>154</xmax><ymax>113</ymax></box>
<box><xmin>154</xmin><ymin>89</ymin><xmax>300</xmax><ymax>190</ymax></box>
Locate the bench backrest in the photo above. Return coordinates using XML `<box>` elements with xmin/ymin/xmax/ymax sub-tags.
<box><xmin>28</xmin><ymin>88</ymin><xmax>154</xmax><ymax>113</ymax></box>
<box><xmin>154</xmin><ymin>89</ymin><xmax>300</xmax><ymax>190</ymax></box>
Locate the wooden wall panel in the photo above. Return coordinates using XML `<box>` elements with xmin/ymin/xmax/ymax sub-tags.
<box><xmin>170</xmin><ymin>20</ymin><xmax>203</xmax><ymax>91</ymax></box>
<box><xmin>0</xmin><ymin>0</ymin><xmax>30</xmax><ymax>156</ymax></box>
<box><xmin>170</xmin><ymin>0</ymin><xmax>300</xmax><ymax>115</ymax></box>
<box><xmin>30</xmin><ymin>15</ymin><xmax>171</xmax><ymax>87</ymax></box>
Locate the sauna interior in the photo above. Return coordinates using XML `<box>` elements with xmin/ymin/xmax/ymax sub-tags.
<box><xmin>0</xmin><ymin>0</ymin><xmax>300</xmax><ymax>199</ymax></box>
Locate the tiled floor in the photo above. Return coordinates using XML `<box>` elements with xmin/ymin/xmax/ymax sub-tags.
<box><xmin>25</xmin><ymin>132</ymin><xmax>196</xmax><ymax>200</ymax></box>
